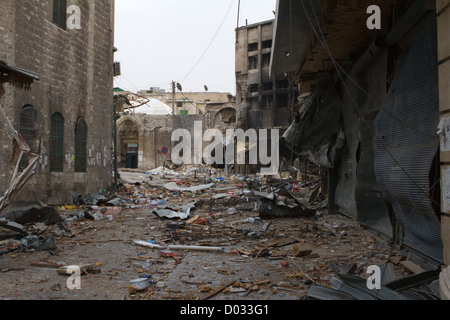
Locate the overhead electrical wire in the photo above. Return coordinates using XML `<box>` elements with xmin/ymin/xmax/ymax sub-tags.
<box><xmin>180</xmin><ymin>0</ymin><xmax>237</xmax><ymax>84</ymax></box>
<box><xmin>179</xmin><ymin>91</ymin><xmax>205</xmax><ymax>114</ymax></box>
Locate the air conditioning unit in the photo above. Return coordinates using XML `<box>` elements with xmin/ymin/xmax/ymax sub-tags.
<box><xmin>113</xmin><ymin>62</ymin><xmax>121</xmax><ymax>77</ymax></box>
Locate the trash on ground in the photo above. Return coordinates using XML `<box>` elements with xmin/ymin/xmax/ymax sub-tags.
<box><xmin>1</xmin><ymin>201</ymin><xmax>62</xmax><ymax>225</ymax></box>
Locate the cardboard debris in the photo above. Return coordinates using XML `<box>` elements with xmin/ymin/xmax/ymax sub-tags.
<box><xmin>154</xmin><ymin>203</ymin><xmax>195</xmax><ymax>220</ymax></box>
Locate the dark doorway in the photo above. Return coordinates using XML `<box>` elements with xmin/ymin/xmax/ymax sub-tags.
<box><xmin>126</xmin><ymin>153</ymin><xmax>138</xmax><ymax>169</ymax></box>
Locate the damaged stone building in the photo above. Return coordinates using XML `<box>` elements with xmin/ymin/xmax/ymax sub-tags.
<box><xmin>0</xmin><ymin>0</ymin><xmax>116</xmax><ymax>205</ymax></box>
<box><xmin>115</xmin><ymin>90</ymin><xmax>236</xmax><ymax>170</ymax></box>
<box><xmin>235</xmin><ymin>20</ymin><xmax>297</xmax><ymax>130</ymax></box>
<box><xmin>116</xmin><ymin>112</ymin><xmax>205</xmax><ymax>170</ymax></box>
<box><xmin>269</xmin><ymin>0</ymin><xmax>450</xmax><ymax>294</ymax></box>
<box><xmin>234</xmin><ymin>19</ymin><xmax>300</xmax><ymax>175</ymax></box>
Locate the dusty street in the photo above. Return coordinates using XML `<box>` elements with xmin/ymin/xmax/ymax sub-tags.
<box><xmin>0</xmin><ymin>166</ymin><xmax>422</xmax><ymax>301</ymax></box>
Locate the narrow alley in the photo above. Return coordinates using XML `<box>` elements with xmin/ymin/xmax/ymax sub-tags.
<box><xmin>0</xmin><ymin>0</ymin><xmax>449</xmax><ymax>308</ymax></box>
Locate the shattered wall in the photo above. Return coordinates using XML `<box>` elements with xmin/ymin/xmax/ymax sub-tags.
<box><xmin>206</xmin><ymin>105</ymin><xmax>237</xmax><ymax>132</ymax></box>
<box><xmin>0</xmin><ymin>0</ymin><xmax>115</xmax><ymax>205</ymax></box>
<box><xmin>235</xmin><ymin>20</ymin><xmax>294</xmax><ymax>131</ymax></box>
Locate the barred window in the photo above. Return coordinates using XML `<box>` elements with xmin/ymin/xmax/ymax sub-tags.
<box><xmin>50</xmin><ymin>112</ymin><xmax>64</xmax><ymax>172</ymax></box>
<box><xmin>53</xmin><ymin>0</ymin><xmax>67</xmax><ymax>30</ymax></box>
<box><xmin>19</xmin><ymin>106</ymin><xmax>44</xmax><ymax>170</ymax></box>
<box><xmin>75</xmin><ymin>119</ymin><xmax>87</xmax><ymax>172</ymax></box>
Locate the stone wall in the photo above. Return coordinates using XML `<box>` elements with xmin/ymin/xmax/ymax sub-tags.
<box><xmin>117</xmin><ymin>114</ymin><xmax>206</xmax><ymax>170</ymax></box>
<box><xmin>0</xmin><ymin>0</ymin><xmax>115</xmax><ymax>205</ymax></box>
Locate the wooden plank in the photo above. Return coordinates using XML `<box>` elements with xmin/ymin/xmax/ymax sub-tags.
<box><xmin>201</xmin><ymin>280</ymin><xmax>237</xmax><ymax>300</ymax></box>
<box><xmin>186</xmin><ymin>215</ymin><xmax>200</xmax><ymax>224</ymax></box>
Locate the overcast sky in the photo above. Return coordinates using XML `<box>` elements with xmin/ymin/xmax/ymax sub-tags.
<box><xmin>113</xmin><ymin>0</ymin><xmax>277</xmax><ymax>95</ymax></box>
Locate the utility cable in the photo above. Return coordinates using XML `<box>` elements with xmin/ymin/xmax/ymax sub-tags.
<box><xmin>181</xmin><ymin>0</ymin><xmax>237</xmax><ymax>83</ymax></box>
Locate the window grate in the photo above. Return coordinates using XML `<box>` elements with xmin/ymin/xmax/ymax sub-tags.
<box><xmin>53</xmin><ymin>0</ymin><xmax>67</xmax><ymax>30</ymax></box>
<box><xmin>75</xmin><ymin>119</ymin><xmax>87</xmax><ymax>172</ymax></box>
<box><xmin>19</xmin><ymin>106</ymin><xmax>44</xmax><ymax>170</ymax></box>
<box><xmin>50</xmin><ymin>113</ymin><xmax>64</xmax><ymax>172</ymax></box>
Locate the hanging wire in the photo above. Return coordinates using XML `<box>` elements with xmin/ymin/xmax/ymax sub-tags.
<box><xmin>181</xmin><ymin>0</ymin><xmax>237</xmax><ymax>83</ymax></box>
<box><xmin>179</xmin><ymin>91</ymin><xmax>205</xmax><ymax>115</ymax></box>
<box><xmin>306</xmin><ymin>0</ymin><xmax>435</xmax><ymax>140</ymax></box>
<box><xmin>300</xmin><ymin>0</ymin><xmax>439</xmax><ymax>207</ymax></box>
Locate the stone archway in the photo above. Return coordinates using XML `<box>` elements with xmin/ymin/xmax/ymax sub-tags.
<box><xmin>213</xmin><ymin>107</ymin><xmax>236</xmax><ymax>130</ymax></box>
<box><xmin>118</xmin><ymin>118</ymin><xmax>140</xmax><ymax>169</ymax></box>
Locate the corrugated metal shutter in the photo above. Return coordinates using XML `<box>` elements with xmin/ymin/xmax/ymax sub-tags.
<box><xmin>374</xmin><ymin>12</ymin><xmax>442</xmax><ymax>262</ymax></box>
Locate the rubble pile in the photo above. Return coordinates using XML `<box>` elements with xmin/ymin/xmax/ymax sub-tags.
<box><xmin>0</xmin><ymin>164</ymin><xmax>442</xmax><ymax>300</ymax></box>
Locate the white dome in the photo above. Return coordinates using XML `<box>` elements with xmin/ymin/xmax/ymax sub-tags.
<box><xmin>134</xmin><ymin>99</ymin><xmax>173</xmax><ymax>115</ymax></box>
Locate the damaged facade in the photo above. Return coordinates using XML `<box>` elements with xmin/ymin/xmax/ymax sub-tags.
<box><xmin>0</xmin><ymin>0</ymin><xmax>116</xmax><ymax>206</ymax></box>
<box><xmin>235</xmin><ymin>20</ymin><xmax>301</xmax><ymax>175</ymax></box>
<box><xmin>270</xmin><ymin>0</ymin><xmax>450</xmax><ymax>293</ymax></box>
<box><xmin>235</xmin><ymin>19</ymin><xmax>297</xmax><ymax>131</ymax></box>
<box><xmin>115</xmin><ymin>91</ymin><xmax>236</xmax><ymax>170</ymax></box>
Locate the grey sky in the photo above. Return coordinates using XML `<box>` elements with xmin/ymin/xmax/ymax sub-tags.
<box><xmin>113</xmin><ymin>0</ymin><xmax>277</xmax><ymax>95</ymax></box>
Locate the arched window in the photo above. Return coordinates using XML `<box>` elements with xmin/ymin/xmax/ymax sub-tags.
<box><xmin>50</xmin><ymin>112</ymin><xmax>64</xmax><ymax>172</ymax></box>
<box><xmin>75</xmin><ymin>119</ymin><xmax>87</xmax><ymax>172</ymax></box>
<box><xmin>19</xmin><ymin>106</ymin><xmax>44</xmax><ymax>170</ymax></box>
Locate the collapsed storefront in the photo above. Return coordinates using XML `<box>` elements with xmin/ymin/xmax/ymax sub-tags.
<box><xmin>271</xmin><ymin>0</ymin><xmax>443</xmax><ymax>266</ymax></box>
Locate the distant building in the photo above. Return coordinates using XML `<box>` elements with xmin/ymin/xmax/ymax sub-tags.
<box><xmin>137</xmin><ymin>89</ymin><xmax>235</xmax><ymax>116</ymax></box>
<box><xmin>116</xmin><ymin>89</ymin><xmax>236</xmax><ymax>170</ymax></box>
<box><xmin>235</xmin><ymin>20</ymin><xmax>297</xmax><ymax>130</ymax></box>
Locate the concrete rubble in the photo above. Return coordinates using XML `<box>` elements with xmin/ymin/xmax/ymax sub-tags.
<box><xmin>0</xmin><ymin>164</ymin><xmax>442</xmax><ymax>300</ymax></box>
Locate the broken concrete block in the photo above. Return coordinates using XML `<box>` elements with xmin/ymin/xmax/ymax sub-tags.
<box><xmin>0</xmin><ymin>220</ymin><xmax>26</xmax><ymax>234</ymax></box>
<box><xmin>0</xmin><ymin>201</ymin><xmax>62</xmax><ymax>225</ymax></box>
<box><xmin>292</xmin><ymin>244</ymin><xmax>313</xmax><ymax>257</ymax></box>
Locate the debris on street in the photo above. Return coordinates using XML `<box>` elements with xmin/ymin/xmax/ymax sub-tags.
<box><xmin>0</xmin><ymin>164</ymin><xmax>443</xmax><ymax>300</ymax></box>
